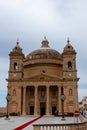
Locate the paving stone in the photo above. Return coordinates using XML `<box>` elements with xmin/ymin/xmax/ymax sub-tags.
<box><xmin>0</xmin><ymin>116</ymin><xmax>86</xmax><ymax>130</ymax></box>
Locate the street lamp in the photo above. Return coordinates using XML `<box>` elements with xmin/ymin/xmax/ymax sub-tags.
<box><xmin>5</xmin><ymin>93</ymin><xmax>11</xmax><ymax>120</ymax></box>
<box><xmin>60</xmin><ymin>94</ymin><xmax>66</xmax><ymax>120</ymax></box>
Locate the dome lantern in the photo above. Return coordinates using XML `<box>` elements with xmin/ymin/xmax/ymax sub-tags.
<box><xmin>41</xmin><ymin>37</ymin><xmax>50</xmax><ymax>48</ymax></box>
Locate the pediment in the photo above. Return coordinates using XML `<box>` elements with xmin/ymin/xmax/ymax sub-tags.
<box><xmin>29</xmin><ymin>73</ymin><xmax>62</xmax><ymax>81</ymax></box>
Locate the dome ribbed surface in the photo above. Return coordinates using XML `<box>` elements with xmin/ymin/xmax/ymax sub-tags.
<box><xmin>25</xmin><ymin>40</ymin><xmax>62</xmax><ymax>61</ymax></box>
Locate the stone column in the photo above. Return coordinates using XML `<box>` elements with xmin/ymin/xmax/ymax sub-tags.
<box><xmin>59</xmin><ymin>86</ymin><xmax>61</xmax><ymax>114</ymax></box>
<box><xmin>22</xmin><ymin>87</ymin><xmax>26</xmax><ymax>115</ymax></box>
<box><xmin>57</xmin><ymin>86</ymin><xmax>59</xmax><ymax>112</ymax></box>
<box><xmin>46</xmin><ymin>85</ymin><xmax>50</xmax><ymax>115</ymax></box>
<box><xmin>18</xmin><ymin>87</ymin><xmax>21</xmax><ymax>115</ymax></box>
<box><xmin>34</xmin><ymin>86</ymin><xmax>38</xmax><ymax>115</ymax></box>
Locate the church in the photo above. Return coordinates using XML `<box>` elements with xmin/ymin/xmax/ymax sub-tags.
<box><xmin>7</xmin><ymin>38</ymin><xmax>79</xmax><ymax>116</ymax></box>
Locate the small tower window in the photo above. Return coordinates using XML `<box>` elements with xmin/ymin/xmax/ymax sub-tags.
<box><xmin>15</xmin><ymin>47</ymin><xmax>17</xmax><ymax>50</ymax></box>
<box><xmin>14</xmin><ymin>62</ymin><xmax>18</xmax><ymax>70</ymax></box>
<box><xmin>68</xmin><ymin>46</ymin><xmax>70</xmax><ymax>48</ymax></box>
<box><xmin>68</xmin><ymin>61</ymin><xmax>72</xmax><ymax>69</ymax></box>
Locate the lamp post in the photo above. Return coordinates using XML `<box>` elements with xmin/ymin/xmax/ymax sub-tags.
<box><xmin>60</xmin><ymin>94</ymin><xmax>66</xmax><ymax>120</ymax></box>
<box><xmin>5</xmin><ymin>93</ymin><xmax>11</xmax><ymax>120</ymax></box>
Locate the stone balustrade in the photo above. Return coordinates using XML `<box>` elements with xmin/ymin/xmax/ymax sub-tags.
<box><xmin>33</xmin><ymin>121</ymin><xmax>87</xmax><ymax>130</ymax></box>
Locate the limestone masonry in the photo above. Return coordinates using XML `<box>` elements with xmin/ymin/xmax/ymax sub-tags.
<box><xmin>7</xmin><ymin>38</ymin><xmax>79</xmax><ymax>116</ymax></box>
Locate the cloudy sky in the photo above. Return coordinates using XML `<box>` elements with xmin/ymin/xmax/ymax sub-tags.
<box><xmin>0</xmin><ymin>0</ymin><xmax>87</xmax><ymax>107</ymax></box>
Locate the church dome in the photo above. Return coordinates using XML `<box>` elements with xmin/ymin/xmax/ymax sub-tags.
<box><xmin>25</xmin><ymin>39</ymin><xmax>62</xmax><ymax>61</ymax></box>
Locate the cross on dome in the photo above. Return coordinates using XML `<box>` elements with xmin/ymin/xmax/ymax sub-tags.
<box><xmin>67</xmin><ymin>37</ymin><xmax>70</xmax><ymax>44</ymax></box>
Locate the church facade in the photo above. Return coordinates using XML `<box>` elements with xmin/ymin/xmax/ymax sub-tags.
<box><xmin>7</xmin><ymin>39</ymin><xmax>79</xmax><ymax>116</ymax></box>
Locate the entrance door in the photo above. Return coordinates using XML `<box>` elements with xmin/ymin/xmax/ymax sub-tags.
<box><xmin>30</xmin><ymin>106</ymin><xmax>34</xmax><ymax>115</ymax></box>
<box><xmin>40</xmin><ymin>102</ymin><xmax>46</xmax><ymax>116</ymax></box>
<box><xmin>52</xmin><ymin>106</ymin><xmax>56</xmax><ymax>115</ymax></box>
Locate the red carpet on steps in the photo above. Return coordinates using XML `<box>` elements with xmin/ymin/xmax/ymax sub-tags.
<box><xmin>14</xmin><ymin>116</ymin><xmax>42</xmax><ymax>130</ymax></box>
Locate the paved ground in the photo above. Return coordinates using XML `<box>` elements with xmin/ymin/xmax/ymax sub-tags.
<box><xmin>0</xmin><ymin>115</ymin><xmax>86</xmax><ymax>130</ymax></box>
<box><xmin>0</xmin><ymin>116</ymin><xmax>36</xmax><ymax>130</ymax></box>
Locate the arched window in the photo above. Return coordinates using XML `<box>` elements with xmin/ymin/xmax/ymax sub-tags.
<box><xmin>68</xmin><ymin>61</ymin><xmax>72</xmax><ymax>69</ymax></box>
<box><xmin>14</xmin><ymin>62</ymin><xmax>18</xmax><ymax>70</ymax></box>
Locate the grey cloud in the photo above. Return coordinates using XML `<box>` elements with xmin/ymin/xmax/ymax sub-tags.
<box><xmin>0</xmin><ymin>0</ymin><xmax>87</xmax><ymax>105</ymax></box>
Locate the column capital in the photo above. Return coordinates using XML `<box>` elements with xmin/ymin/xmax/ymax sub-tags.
<box><xmin>46</xmin><ymin>85</ymin><xmax>50</xmax><ymax>88</ymax></box>
<box><xmin>23</xmin><ymin>86</ymin><xmax>26</xmax><ymax>88</ymax></box>
<box><xmin>18</xmin><ymin>86</ymin><xmax>21</xmax><ymax>89</ymax></box>
<box><xmin>35</xmin><ymin>85</ymin><xmax>38</xmax><ymax>88</ymax></box>
<box><xmin>58</xmin><ymin>84</ymin><xmax>62</xmax><ymax>87</ymax></box>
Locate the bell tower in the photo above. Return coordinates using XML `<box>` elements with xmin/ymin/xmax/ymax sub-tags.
<box><xmin>62</xmin><ymin>38</ymin><xmax>77</xmax><ymax>79</ymax></box>
<box><xmin>62</xmin><ymin>39</ymin><xmax>79</xmax><ymax>112</ymax></box>
<box><xmin>8</xmin><ymin>41</ymin><xmax>25</xmax><ymax>80</ymax></box>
